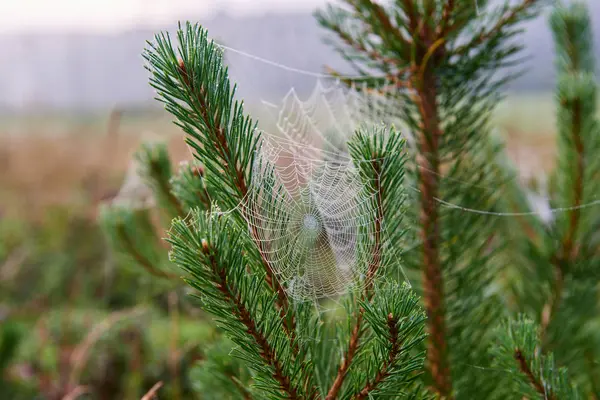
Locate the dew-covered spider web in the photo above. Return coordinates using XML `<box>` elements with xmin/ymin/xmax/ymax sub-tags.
<box><xmin>241</xmin><ymin>79</ymin><xmax>406</xmax><ymax>301</ymax></box>
<box><xmin>263</xmin><ymin>79</ymin><xmax>406</xmax><ymax>156</ymax></box>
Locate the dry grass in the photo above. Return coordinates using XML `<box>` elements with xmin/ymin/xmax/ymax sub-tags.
<box><xmin>504</xmin><ymin>130</ymin><xmax>556</xmax><ymax>182</ymax></box>
<box><xmin>0</xmin><ymin>97</ymin><xmax>567</xmax><ymax>223</ymax></box>
<box><xmin>0</xmin><ymin>110</ymin><xmax>190</xmax><ymax>222</ymax></box>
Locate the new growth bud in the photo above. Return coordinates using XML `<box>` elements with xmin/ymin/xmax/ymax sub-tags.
<box><xmin>201</xmin><ymin>239</ymin><xmax>210</xmax><ymax>254</ymax></box>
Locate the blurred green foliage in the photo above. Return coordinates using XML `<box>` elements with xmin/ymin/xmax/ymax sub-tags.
<box><xmin>0</xmin><ymin>199</ymin><xmax>218</xmax><ymax>399</ymax></box>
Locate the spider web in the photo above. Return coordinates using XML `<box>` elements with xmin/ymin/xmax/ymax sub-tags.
<box><xmin>264</xmin><ymin>79</ymin><xmax>405</xmax><ymax>155</ymax></box>
<box><xmin>242</xmin><ymin>80</ymin><xmax>405</xmax><ymax>301</ymax></box>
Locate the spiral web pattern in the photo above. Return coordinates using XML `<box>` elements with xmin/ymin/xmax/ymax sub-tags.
<box><xmin>243</xmin><ymin>80</ymin><xmax>403</xmax><ymax>301</ymax></box>
<box><xmin>268</xmin><ymin>79</ymin><xmax>404</xmax><ymax>156</ymax></box>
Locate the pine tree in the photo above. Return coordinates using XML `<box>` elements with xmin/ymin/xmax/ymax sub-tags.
<box><xmin>102</xmin><ymin>22</ymin><xmax>430</xmax><ymax>399</ymax></box>
<box><xmin>316</xmin><ymin>0</ymin><xmax>545</xmax><ymax>397</ymax></box>
<box><xmin>493</xmin><ymin>1</ymin><xmax>600</xmax><ymax>396</ymax></box>
<box><xmin>98</xmin><ymin>0</ymin><xmax>600</xmax><ymax>398</ymax></box>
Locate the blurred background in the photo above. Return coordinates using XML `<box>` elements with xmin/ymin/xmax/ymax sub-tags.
<box><xmin>0</xmin><ymin>0</ymin><xmax>599</xmax><ymax>399</ymax></box>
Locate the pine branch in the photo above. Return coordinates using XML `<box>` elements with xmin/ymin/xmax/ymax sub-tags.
<box><xmin>541</xmin><ymin>3</ymin><xmax>597</xmax><ymax>356</ymax></box>
<box><xmin>144</xmin><ymin>25</ymin><xmax>296</xmax><ymax>339</ymax></box>
<box><xmin>170</xmin><ymin>162</ymin><xmax>213</xmax><ymax>211</ymax></box>
<box><xmin>353</xmin><ymin>313</ymin><xmax>401</xmax><ymax>400</ymax></box>
<box><xmin>366</xmin><ymin>157</ymin><xmax>383</xmax><ymax>292</ymax></box>
<box><xmin>319</xmin><ymin>2</ymin><xmax>545</xmax><ymax>397</ymax></box>
<box><xmin>513</xmin><ymin>349</ymin><xmax>549</xmax><ymax>398</ymax></box>
<box><xmin>539</xmin><ymin>3</ymin><xmax>599</xmax><ymax>345</ymax></box>
<box><xmin>325</xmin><ymin>128</ymin><xmax>407</xmax><ymax>399</ymax></box>
<box><xmin>135</xmin><ymin>142</ymin><xmax>185</xmax><ymax>218</ymax></box>
<box><xmin>116</xmin><ymin>223</ymin><xmax>179</xmax><ymax>281</ymax></box>
<box><xmin>491</xmin><ymin>316</ymin><xmax>582</xmax><ymax>399</ymax></box>
<box><xmin>168</xmin><ymin>211</ymin><xmax>315</xmax><ymax>399</ymax></box>
<box><xmin>202</xmin><ymin>244</ymin><xmax>298</xmax><ymax>399</ymax></box>
<box><xmin>100</xmin><ymin>206</ymin><xmax>179</xmax><ymax>281</ymax></box>
<box><xmin>351</xmin><ymin>282</ymin><xmax>427</xmax><ymax>399</ymax></box>
<box><xmin>453</xmin><ymin>0</ymin><xmax>541</xmax><ymax>55</ymax></box>
<box><xmin>326</xmin><ymin>129</ymin><xmax>404</xmax><ymax>400</ymax></box>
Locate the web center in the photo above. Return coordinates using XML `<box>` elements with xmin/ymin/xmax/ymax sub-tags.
<box><xmin>303</xmin><ymin>214</ymin><xmax>320</xmax><ymax>232</ymax></box>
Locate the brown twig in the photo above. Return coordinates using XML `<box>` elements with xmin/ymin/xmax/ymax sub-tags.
<box><xmin>116</xmin><ymin>225</ymin><xmax>180</xmax><ymax>280</ymax></box>
<box><xmin>327</xmin><ymin>23</ymin><xmax>399</xmax><ymax>66</ymax></box>
<box><xmin>437</xmin><ymin>0</ymin><xmax>456</xmax><ymax>37</ymax></box>
<box><xmin>514</xmin><ymin>349</ymin><xmax>553</xmax><ymax>399</ymax></box>
<box><xmin>360</xmin><ymin>0</ymin><xmax>413</xmax><ymax>59</ymax></box>
<box><xmin>141</xmin><ymin>381</ymin><xmax>164</xmax><ymax>400</ymax></box>
<box><xmin>229</xmin><ymin>374</ymin><xmax>253</xmax><ymax>400</ymax></box>
<box><xmin>68</xmin><ymin>307</ymin><xmax>146</xmax><ymax>389</ymax></box>
<box><xmin>325</xmin><ymin>66</ymin><xmax>412</xmax><ymax>91</ymax></box>
<box><xmin>326</xmin><ymin>314</ymin><xmax>364</xmax><ymax>400</ymax></box>
<box><xmin>148</xmin><ymin>160</ymin><xmax>185</xmax><ymax>217</ymax></box>
<box><xmin>398</xmin><ymin>0</ymin><xmax>419</xmax><ymax>37</ymax></box>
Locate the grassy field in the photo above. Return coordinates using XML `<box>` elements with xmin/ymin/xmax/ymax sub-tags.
<box><xmin>0</xmin><ymin>93</ymin><xmax>598</xmax><ymax>398</ymax></box>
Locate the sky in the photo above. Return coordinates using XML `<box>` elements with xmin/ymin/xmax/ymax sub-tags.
<box><xmin>1</xmin><ymin>0</ymin><xmax>329</xmax><ymax>33</ymax></box>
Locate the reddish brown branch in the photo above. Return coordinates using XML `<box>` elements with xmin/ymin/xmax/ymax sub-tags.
<box><xmin>399</xmin><ymin>0</ymin><xmax>419</xmax><ymax>36</ymax></box>
<box><xmin>353</xmin><ymin>313</ymin><xmax>401</xmax><ymax>400</ymax></box>
<box><xmin>514</xmin><ymin>349</ymin><xmax>553</xmax><ymax>399</ymax></box>
<box><xmin>202</xmin><ymin>243</ymin><xmax>299</xmax><ymax>399</ymax></box>
<box><xmin>326</xmin><ymin>314</ymin><xmax>364</xmax><ymax>400</ymax></box>
<box><xmin>413</xmin><ymin>64</ymin><xmax>452</xmax><ymax>398</ymax></box>
<box><xmin>394</xmin><ymin>10</ymin><xmax>452</xmax><ymax>397</ymax></box>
